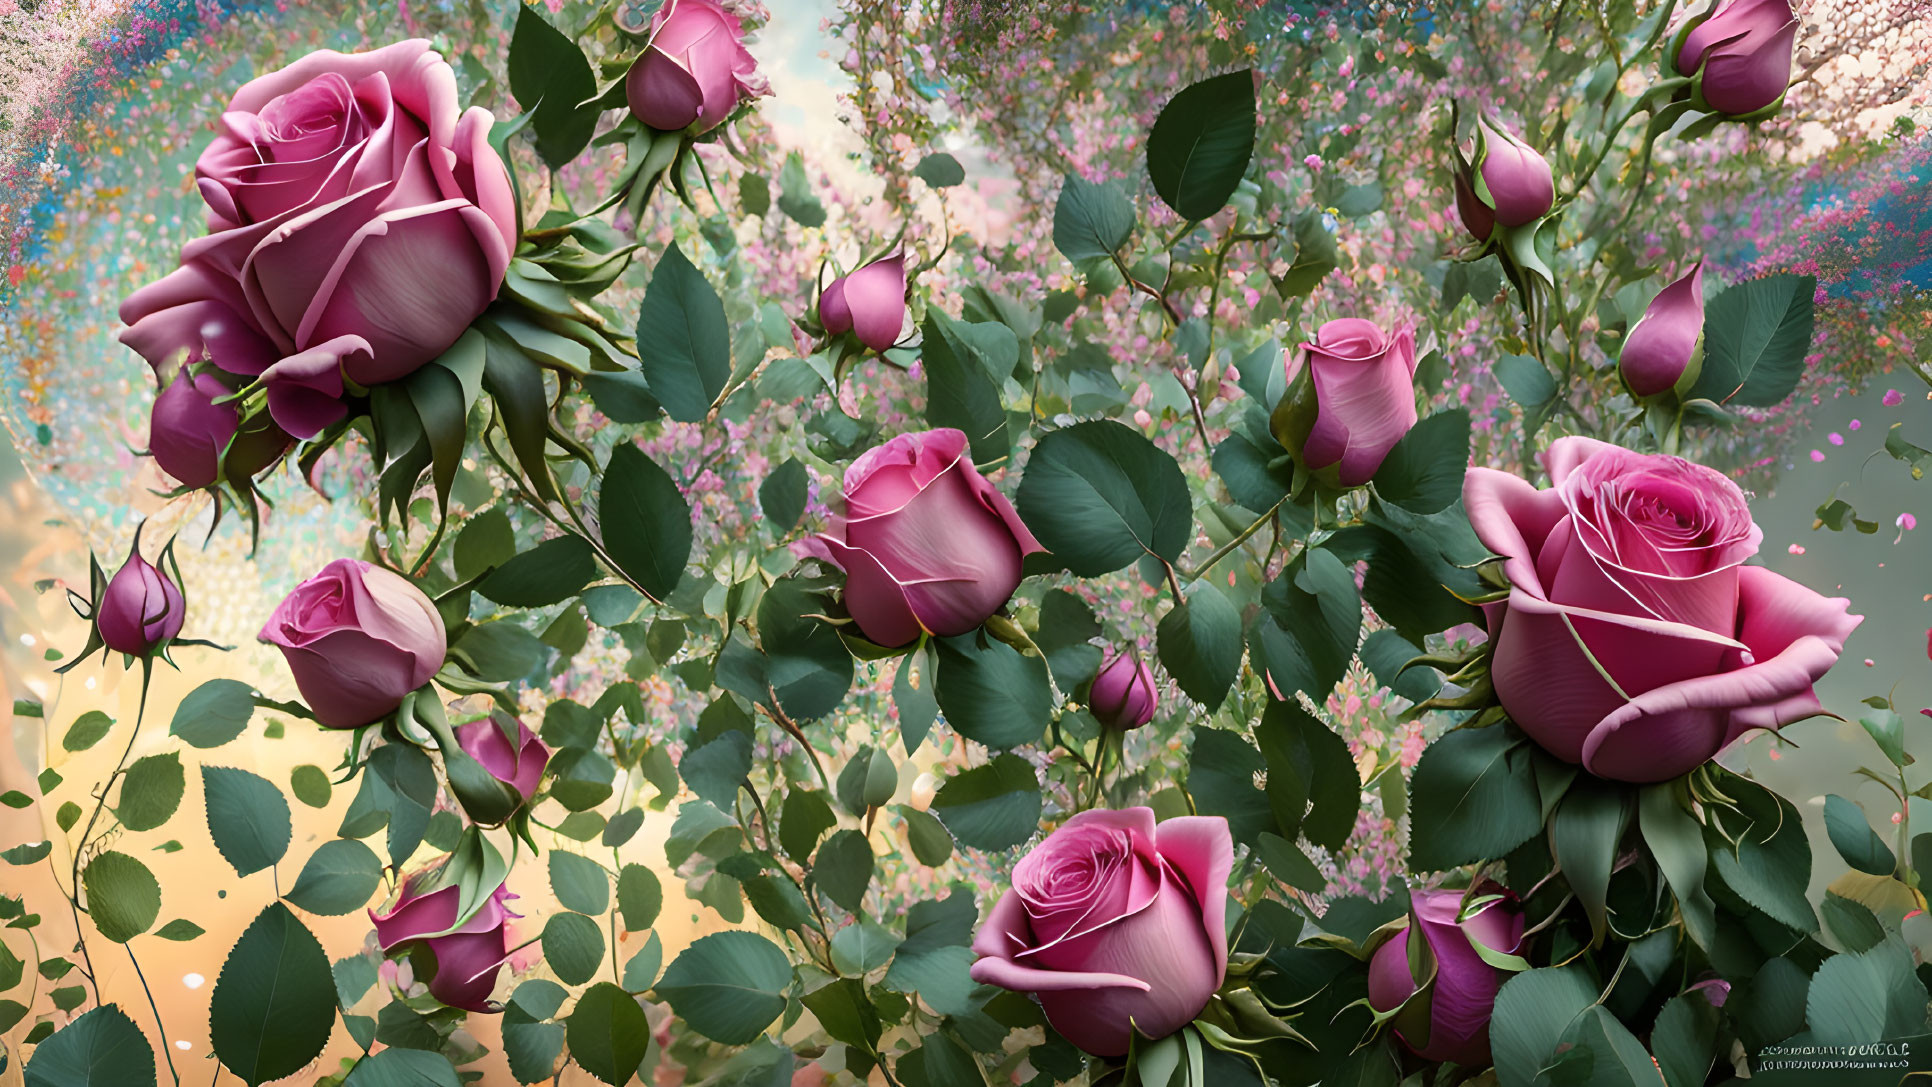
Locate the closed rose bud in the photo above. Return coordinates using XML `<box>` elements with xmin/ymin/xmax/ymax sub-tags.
<box><xmin>624</xmin><ymin>0</ymin><xmax>770</xmax><ymax>134</ymax></box>
<box><xmin>1272</xmin><ymin>318</ymin><xmax>1419</xmax><ymax>486</ymax></box>
<box><xmin>1453</xmin><ymin>168</ymin><xmax>1495</xmax><ymax>243</ymax></box>
<box><xmin>819</xmin><ymin>253</ymin><xmax>908</xmax><ymax>353</ymax></box>
<box><xmin>797</xmin><ymin>428</ymin><xmax>1044</xmax><ymax>647</ymax></box>
<box><xmin>148</xmin><ymin>370</ymin><xmax>292</xmax><ymax>490</ymax></box>
<box><xmin>370</xmin><ymin>864</ymin><xmax>516</xmax><ymax>1012</ymax></box>
<box><xmin>1619</xmin><ymin>263</ymin><xmax>1706</xmax><ymax>398</ymax></box>
<box><xmin>1367</xmin><ymin>884</ymin><xmax>1524</xmax><ymax>1067</ymax></box>
<box><xmin>1674</xmin><ymin>0</ymin><xmax>1798</xmax><ymax>117</ymax></box>
<box><xmin>970</xmin><ymin>808</ymin><xmax>1232</xmax><ymax>1057</ymax></box>
<box><xmin>455</xmin><ymin>712</ymin><xmax>550</xmax><ymax>803</ymax></box>
<box><xmin>260</xmin><ymin>559</ymin><xmax>447</xmax><ymax>729</ymax></box>
<box><xmin>1473</xmin><ymin>120</ymin><xmax>1554</xmax><ymax>228</ymax></box>
<box><xmin>1089</xmin><ymin>647</ymin><xmax>1156</xmax><ymax>730</ymax></box>
<box><xmin>97</xmin><ymin>529</ymin><xmax>185</xmax><ymax>656</ymax></box>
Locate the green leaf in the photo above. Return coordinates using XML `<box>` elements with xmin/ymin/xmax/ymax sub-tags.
<box><xmin>836</xmin><ymin>746</ymin><xmax>898</xmax><ymax>815</ymax></box>
<box><xmin>1372</xmin><ymin>409</ymin><xmax>1469</xmax><ymax>515</ymax></box>
<box><xmin>1016</xmin><ymin>419</ymin><xmax>1192</xmax><ymax>575</ymax></box>
<box><xmin>1186</xmin><ymin>729</ymin><xmax>1273</xmax><ymax>844</ymax></box>
<box><xmin>454</xmin><ymin>507</ymin><xmax>516</xmax><ymax>579</ymax></box>
<box><xmin>503</xmin><ymin>981</ymin><xmax>567</xmax><ymax>1083</ymax></box>
<box><xmin>759</xmin><ymin>458</ymin><xmax>809</xmax><ymax>534</ymax></box>
<box><xmin>831</xmin><ymin>919</ymin><xmax>901</xmax><ymax>975</ymax></box>
<box><xmin>549</xmin><ymin>850</ymin><xmax>610</xmax><ymax>915</ymax></box>
<box><xmin>155</xmin><ymin>919</ymin><xmax>204</xmax><ymax>941</ymax></box>
<box><xmin>1052</xmin><ymin>173</ymin><xmax>1136</xmax><ymax>262</ymax></box>
<box><xmin>1824</xmin><ymin>794</ymin><xmax>1897</xmax><ymax>876</ymax></box>
<box><xmin>1690</xmin><ymin>273</ymin><xmax>1816</xmax><ymax>407</ymax></box>
<box><xmin>739</xmin><ymin>173</ymin><xmax>771</xmax><ymax>217</ymax></box>
<box><xmin>654</xmin><ymin>931</ymin><xmax>792</xmax><ymax>1044</ymax></box>
<box><xmin>478</xmin><ymin>534</ymin><xmax>598</xmax><ymax>607</ymax></box>
<box><xmin>933</xmin><ymin>631</ymin><xmax>1052</xmax><ymax>749</ymax></box>
<box><xmin>567</xmin><ymin>982</ymin><xmax>653</xmax><ymax>1086</ymax></box>
<box><xmin>209</xmin><ymin>902</ymin><xmax>336</xmax><ymax>1086</ymax></box>
<box><xmin>171</xmin><ymin>678</ymin><xmax>257</xmax><ymax>748</ymax></box>
<box><xmin>3</xmin><ymin>840</ymin><xmax>51</xmax><ymax>865</ymax></box>
<box><xmin>1821</xmin><ymin>892</ymin><xmax>1885</xmax><ymax>953</ymax></box>
<box><xmin>635</xmin><ymin>244</ymin><xmax>731</xmax><ymax>423</ymax></box>
<box><xmin>1358</xmin><ymin>629</ymin><xmax>1441</xmax><ymax>704</ymax></box>
<box><xmin>922</xmin><ymin>311</ymin><xmax>1013</xmax><ymax>468</ymax></box>
<box><xmin>1407</xmin><ymin>726</ymin><xmax>1541</xmax><ymax>871</ymax></box>
<box><xmin>1145</xmin><ymin>69</ymin><xmax>1256</xmax><ymax>221</ymax></box>
<box><xmin>285</xmin><ymin>839</ymin><xmax>382</xmax><ymax>916</ymax></box>
<box><xmin>617</xmin><ymin>863</ymin><xmax>663</xmax><ymax>932</ymax></box>
<box><xmin>1274</xmin><ymin>209</ymin><xmax>1337</xmax><ymax>299</ymax></box>
<box><xmin>342</xmin><ymin>1048</ymin><xmax>462</xmax><ymax>1087</ymax></box>
<box><xmin>899</xmin><ymin>1033</ymin><xmax>989</xmax><ymax>1087</ymax></box>
<box><xmin>931</xmin><ymin>753</ymin><xmax>1042</xmax><ymax>852</ymax></box>
<box><xmin>882</xmin><ymin>891</ymin><xmax>979</xmax><ymax>1016</ymax></box>
<box><xmin>542</xmin><ymin>912</ymin><xmax>604</xmax><ymax>985</ymax></box>
<box><xmin>814</xmin><ymin>829</ymin><xmax>874</xmax><ymax>912</ymax></box>
<box><xmin>1858</xmin><ymin>708</ymin><xmax>1909</xmax><ymax>767</ymax></box>
<box><xmin>777</xmin><ymin>150</ymin><xmax>827</xmax><ymax>228</ymax></box>
<box><xmin>1709</xmin><ymin>783</ymin><xmax>1816</xmax><ymax>932</ymax></box>
<box><xmin>1250</xmin><ymin>547</ymin><xmax>1361</xmax><ymax>705</ymax></box>
<box><xmin>203</xmin><ymin>766</ymin><xmax>291</xmax><ymax>877</ymax></box>
<box><xmin>1493</xmin><ymin>353</ymin><xmax>1557</xmax><ymax>408</ymax></box>
<box><xmin>780</xmin><ymin>790</ymin><xmax>837</xmax><ymax>864</ymax></box>
<box><xmin>62</xmin><ymin>710</ymin><xmax>113</xmax><ymax>752</ymax></box>
<box><xmin>116</xmin><ymin>751</ymin><xmax>184</xmax><ymax>832</ymax></box>
<box><xmin>23</xmin><ymin>1004</ymin><xmax>154</xmax><ymax>1087</ymax></box>
<box><xmin>623</xmin><ymin>931</ymin><xmax>664</xmax><ymax>992</ymax></box>
<box><xmin>289</xmin><ymin>764</ymin><xmax>331</xmax><ymax>809</ymax></box>
<box><xmin>1806</xmin><ymin>935</ymin><xmax>1928</xmax><ymax>1044</ymax></box>
<box><xmin>758</xmin><ymin>572</ymin><xmax>854</xmax><ymax>720</ymax></box>
<box><xmin>1489</xmin><ymin>966</ymin><xmax>1598</xmax><ymax>1087</ymax></box>
<box><xmin>1157</xmin><ymin>580</ymin><xmax>1243</xmax><ymax>711</ymax></box>
<box><xmin>1554</xmin><ymin>1005</ymin><xmax>1668</xmax><ymax>1086</ymax></box>
<box><xmin>599</xmin><ymin>443</ymin><xmax>692</xmax><ymax>600</ymax></box>
<box><xmin>914</xmin><ymin>152</ymin><xmax>966</xmax><ymax>188</ymax></box>
<box><xmin>1212</xmin><ymin>429</ymin><xmax>1295</xmax><ymax>512</ymax></box>
<box><xmin>507</xmin><ymin>5</ymin><xmax>599</xmax><ymax>170</ymax></box>
<box><xmin>1550</xmin><ymin>779</ymin><xmax>1631</xmax><ymax>944</ymax></box>
<box><xmin>1256</xmin><ymin>699</ymin><xmax>1359</xmax><ymax>851</ymax></box>
<box><xmin>893</xmin><ymin>645</ymin><xmax>940</xmax><ymax>755</ymax></box>
<box><xmin>681</xmin><ymin>730</ymin><xmax>752</xmax><ymax>811</ymax></box>
<box><xmin>1637</xmin><ymin>783</ymin><xmax>1715</xmax><ymax>949</ymax></box>
<box><xmin>82</xmin><ymin>851</ymin><xmax>159</xmax><ymax>943</ymax></box>
<box><xmin>1651</xmin><ymin>992</ymin><xmax>1720</xmax><ymax>1087</ymax></box>
<box><xmin>452</xmin><ymin>619</ymin><xmax>545</xmax><ymax>681</ymax></box>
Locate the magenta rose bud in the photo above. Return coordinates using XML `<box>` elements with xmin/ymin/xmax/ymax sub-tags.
<box><xmin>1473</xmin><ymin>120</ymin><xmax>1555</xmax><ymax>228</ymax></box>
<box><xmin>970</xmin><ymin>808</ymin><xmax>1232</xmax><ymax>1057</ymax></box>
<box><xmin>1453</xmin><ymin>169</ymin><xmax>1495</xmax><ymax>243</ymax></box>
<box><xmin>1089</xmin><ymin>648</ymin><xmax>1156</xmax><ymax>730</ymax></box>
<box><xmin>819</xmin><ymin>253</ymin><xmax>908</xmax><ymax>353</ymax></box>
<box><xmin>1620</xmin><ymin>263</ymin><xmax>1706</xmax><ymax>398</ymax></box>
<box><xmin>1464</xmin><ymin>438</ymin><xmax>1862</xmax><ymax>782</ymax></box>
<box><xmin>97</xmin><ymin>531</ymin><xmax>185</xmax><ymax>656</ymax></box>
<box><xmin>370</xmin><ymin>864</ymin><xmax>516</xmax><ymax>1012</ymax></box>
<box><xmin>260</xmin><ymin>559</ymin><xmax>448</xmax><ymax>729</ymax></box>
<box><xmin>1686</xmin><ymin>976</ymin><xmax>1732</xmax><ymax>1007</ymax></box>
<box><xmin>1367</xmin><ymin>884</ymin><xmax>1524</xmax><ymax>1067</ymax></box>
<box><xmin>797</xmin><ymin>428</ymin><xmax>1044</xmax><ymax>648</ymax></box>
<box><xmin>148</xmin><ymin>369</ymin><xmax>293</xmax><ymax>489</ymax></box>
<box><xmin>119</xmin><ymin>40</ymin><xmax>518</xmax><ymax>403</ymax></box>
<box><xmin>1674</xmin><ymin>0</ymin><xmax>1798</xmax><ymax>117</ymax></box>
<box><xmin>456</xmin><ymin>712</ymin><xmax>551</xmax><ymax>803</ymax></box>
<box><xmin>624</xmin><ymin>0</ymin><xmax>770</xmax><ymax>134</ymax></box>
<box><xmin>1272</xmin><ymin>318</ymin><xmax>1419</xmax><ymax>487</ymax></box>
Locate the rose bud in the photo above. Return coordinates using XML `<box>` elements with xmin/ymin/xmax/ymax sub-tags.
<box><xmin>1453</xmin><ymin>167</ymin><xmax>1496</xmax><ymax>243</ymax></box>
<box><xmin>796</xmin><ymin>428</ymin><xmax>1044</xmax><ymax>648</ymax></box>
<box><xmin>1089</xmin><ymin>647</ymin><xmax>1157</xmax><ymax>730</ymax></box>
<box><xmin>819</xmin><ymin>253</ymin><xmax>908</xmax><ymax>353</ymax></box>
<box><xmin>260</xmin><ymin>559</ymin><xmax>448</xmax><ymax>729</ymax></box>
<box><xmin>1464</xmin><ymin>437</ymin><xmax>1861</xmax><ymax>781</ymax></box>
<box><xmin>1367</xmin><ymin>884</ymin><xmax>1524</xmax><ymax>1067</ymax></box>
<box><xmin>97</xmin><ymin>528</ymin><xmax>185</xmax><ymax>656</ymax></box>
<box><xmin>1673</xmin><ymin>0</ymin><xmax>1799</xmax><ymax>117</ymax></box>
<box><xmin>1271</xmin><ymin>318</ymin><xmax>1419</xmax><ymax>486</ymax></box>
<box><xmin>370</xmin><ymin>864</ymin><xmax>516</xmax><ymax>1011</ymax></box>
<box><xmin>1619</xmin><ymin>263</ymin><xmax>1706</xmax><ymax>398</ymax></box>
<box><xmin>1470</xmin><ymin>119</ymin><xmax>1555</xmax><ymax>228</ymax></box>
<box><xmin>120</xmin><ymin>40</ymin><xmax>517</xmax><ymax>395</ymax></box>
<box><xmin>970</xmin><ymin>808</ymin><xmax>1232</xmax><ymax>1057</ymax></box>
<box><xmin>1686</xmin><ymin>976</ymin><xmax>1732</xmax><ymax>1007</ymax></box>
<box><xmin>456</xmin><ymin>711</ymin><xmax>551</xmax><ymax>804</ymax></box>
<box><xmin>149</xmin><ymin>369</ymin><xmax>292</xmax><ymax>489</ymax></box>
<box><xmin>624</xmin><ymin>0</ymin><xmax>770</xmax><ymax>134</ymax></box>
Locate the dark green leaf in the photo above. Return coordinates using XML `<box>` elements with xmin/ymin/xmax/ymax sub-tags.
<box><xmin>543</xmin><ymin>911</ymin><xmax>604</xmax><ymax>985</ymax></box>
<box><xmin>1489</xmin><ymin>967</ymin><xmax>1598</xmax><ymax>1087</ymax></box>
<box><xmin>759</xmin><ymin>458</ymin><xmax>809</xmax><ymax>534</ymax></box>
<box><xmin>1806</xmin><ymin>935</ymin><xmax>1927</xmax><ymax>1045</ymax></box>
<box><xmin>681</xmin><ymin>731</ymin><xmax>752</xmax><ymax>811</ymax></box>
<box><xmin>1146</xmin><ymin>69</ymin><xmax>1256</xmax><ymax>221</ymax></box>
<box><xmin>1157</xmin><ymin>580</ymin><xmax>1242</xmax><ymax>711</ymax></box>
<box><xmin>549</xmin><ymin>850</ymin><xmax>610</xmax><ymax>915</ymax></box>
<box><xmin>568</xmin><ymin>982</ymin><xmax>653</xmax><ymax>1086</ymax></box>
<box><xmin>1256</xmin><ymin>699</ymin><xmax>1360</xmax><ymax>851</ymax></box>
<box><xmin>777</xmin><ymin>151</ymin><xmax>827</xmax><ymax>228</ymax></box>
<box><xmin>618</xmin><ymin>863</ymin><xmax>663</xmax><ymax>931</ymax></box>
<box><xmin>758</xmin><ymin>573</ymin><xmax>854</xmax><ymax>720</ymax></box>
<box><xmin>478</xmin><ymin>534</ymin><xmax>598</xmax><ymax>607</ymax></box>
<box><xmin>116</xmin><ymin>752</ymin><xmax>183</xmax><ymax>832</ymax></box>
<box><xmin>283</xmin><ymin>839</ymin><xmax>382</xmax><ymax>916</ymax></box>
<box><xmin>209</xmin><ymin>903</ymin><xmax>335</xmax><ymax>1086</ymax></box>
<box><xmin>1709</xmin><ymin>783</ymin><xmax>1816</xmax><ymax>933</ymax></box>
<box><xmin>1408</xmin><ymin>727</ymin><xmax>1541</xmax><ymax>871</ymax></box>
<box><xmin>1372</xmin><ymin>409</ymin><xmax>1469</xmax><ymax>515</ymax></box>
<box><xmin>803</xmin><ymin>976</ymin><xmax>882</xmax><ymax>1053</ymax></box>
<box><xmin>289</xmin><ymin>764</ymin><xmax>331</xmax><ymax>809</ymax></box>
<box><xmin>635</xmin><ymin>244</ymin><xmax>731</xmax><ymax>422</ymax></box>
<box><xmin>654</xmin><ymin>931</ymin><xmax>792</xmax><ymax>1044</ymax></box>
<box><xmin>1550</xmin><ymin>779</ymin><xmax>1632</xmax><ymax>943</ymax></box>
<box><xmin>23</xmin><ymin>1004</ymin><xmax>154</xmax><ymax>1087</ymax></box>
<box><xmin>1250</xmin><ymin>547</ymin><xmax>1361</xmax><ymax>704</ymax></box>
<box><xmin>814</xmin><ymin>829</ymin><xmax>874</xmax><ymax>912</ymax></box>
<box><xmin>454</xmin><ymin>508</ymin><xmax>516</xmax><ymax>580</ymax></box>
<box><xmin>599</xmin><ymin>443</ymin><xmax>692</xmax><ymax>600</ymax></box>
<box><xmin>62</xmin><ymin>711</ymin><xmax>112</xmax><ymax>753</ymax></box>
<box><xmin>82</xmin><ymin>851</ymin><xmax>158</xmax><ymax>943</ymax></box>
<box><xmin>932</xmin><ymin>753</ymin><xmax>1042</xmax><ymax>852</ymax></box>
<box><xmin>507</xmin><ymin>5</ymin><xmax>599</xmax><ymax>169</ymax></box>
<box><xmin>1187</xmin><ymin>729</ymin><xmax>1272</xmax><ymax>843</ymax></box>
<box><xmin>914</xmin><ymin>152</ymin><xmax>966</xmax><ymax>188</ymax></box>
<box><xmin>1493</xmin><ymin>353</ymin><xmax>1557</xmax><ymax>407</ymax></box>
<box><xmin>155</xmin><ymin>919</ymin><xmax>204</xmax><ymax>941</ymax></box>
<box><xmin>1016</xmin><ymin>420</ymin><xmax>1192</xmax><ymax>575</ymax></box>
<box><xmin>203</xmin><ymin>766</ymin><xmax>291</xmax><ymax>877</ymax></box>
<box><xmin>780</xmin><ymin>790</ymin><xmax>836</xmax><ymax>864</ymax></box>
<box><xmin>1691</xmin><ymin>273</ymin><xmax>1816</xmax><ymax>407</ymax></box>
<box><xmin>1052</xmin><ymin>174</ymin><xmax>1135</xmax><ymax>262</ymax></box>
<box><xmin>342</xmin><ymin>1048</ymin><xmax>461</xmax><ymax>1087</ymax></box>
<box><xmin>451</xmin><ymin>620</ymin><xmax>545</xmax><ymax>681</ymax></box>
<box><xmin>922</xmin><ymin>311</ymin><xmax>1015</xmax><ymax>468</ymax></box>
<box><xmin>1824</xmin><ymin>794</ymin><xmax>1896</xmax><ymax>876</ymax></box>
<box><xmin>1651</xmin><ymin>992</ymin><xmax>1720</xmax><ymax>1087</ymax></box>
<box><xmin>933</xmin><ymin>632</ymin><xmax>1052</xmax><ymax>749</ymax></box>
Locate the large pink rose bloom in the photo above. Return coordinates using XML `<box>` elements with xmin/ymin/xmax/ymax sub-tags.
<box><xmin>1275</xmin><ymin>318</ymin><xmax>1419</xmax><ymax>486</ymax></box>
<box><xmin>118</xmin><ymin>40</ymin><xmax>518</xmax><ymax>439</ymax></box>
<box><xmin>625</xmin><ymin>0</ymin><xmax>770</xmax><ymax>134</ymax></box>
<box><xmin>970</xmin><ymin>808</ymin><xmax>1231</xmax><ymax>1057</ymax></box>
<box><xmin>798</xmin><ymin>428</ymin><xmax>1044</xmax><ymax>648</ymax></box>
<box><xmin>1675</xmin><ymin>0</ymin><xmax>1798</xmax><ymax>117</ymax></box>
<box><xmin>1465</xmin><ymin>437</ymin><xmax>1861</xmax><ymax>782</ymax></box>
<box><xmin>1367</xmin><ymin>884</ymin><xmax>1523</xmax><ymax>1067</ymax></box>
<box><xmin>370</xmin><ymin>864</ymin><xmax>516</xmax><ymax>1011</ymax></box>
<box><xmin>260</xmin><ymin>559</ymin><xmax>447</xmax><ymax>729</ymax></box>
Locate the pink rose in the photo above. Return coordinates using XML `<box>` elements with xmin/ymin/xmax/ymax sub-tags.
<box><xmin>1619</xmin><ymin>263</ymin><xmax>1706</xmax><ymax>398</ymax></box>
<box><xmin>798</xmin><ymin>428</ymin><xmax>1044</xmax><ymax>647</ymax></box>
<box><xmin>370</xmin><ymin>864</ymin><xmax>516</xmax><ymax>1011</ymax></box>
<box><xmin>624</xmin><ymin>0</ymin><xmax>770</xmax><ymax>134</ymax></box>
<box><xmin>455</xmin><ymin>712</ymin><xmax>551</xmax><ymax>803</ymax></box>
<box><xmin>1453</xmin><ymin>169</ymin><xmax>1496</xmax><ymax>243</ymax></box>
<box><xmin>1467</xmin><ymin>120</ymin><xmax>1554</xmax><ymax>230</ymax></box>
<box><xmin>97</xmin><ymin>530</ymin><xmax>185</xmax><ymax>656</ymax></box>
<box><xmin>118</xmin><ymin>40</ymin><xmax>518</xmax><ymax>439</ymax></box>
<box><xmin>1273</xmin><ymin>318</ymin><xmax>1419</xmax><ymax>486</ymax></box>
<box><xmin>1089</xmin><ymin>647</ymin><xmax>1157</xmax><ymax>730</ymax></box>
<box><xmin>1675</xmin><ymin>0</ymin><xmax>1798</xmax><ymax>117</ymax></box>
<box><xmin>819</xmin><ymin>253</ymin><xmax>908</xmax><ymax>353</ymax></box>
<box><xmin>969</xmin><ymin>808</ymin><xmax>1232</xmax><ymax>1057</ymax></box>
<box><xmin>1367</xmin><ymin>884</ymin><xmax>1524</xmax><ymax>1067</ymax></box>
<box><xmin>1464</xmin><ymin>437</ymin><xmax>1861</xmax><ymax>781</ymax></box>
<box><xmin>148</xmin><ymin>370</ymin><xmax>291</xmax><ymax>490</ymax></box>
<box><xmin>260</xmin><ymin>559</ymin><xmax>447</xmax><ymax>729</ymax></box>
